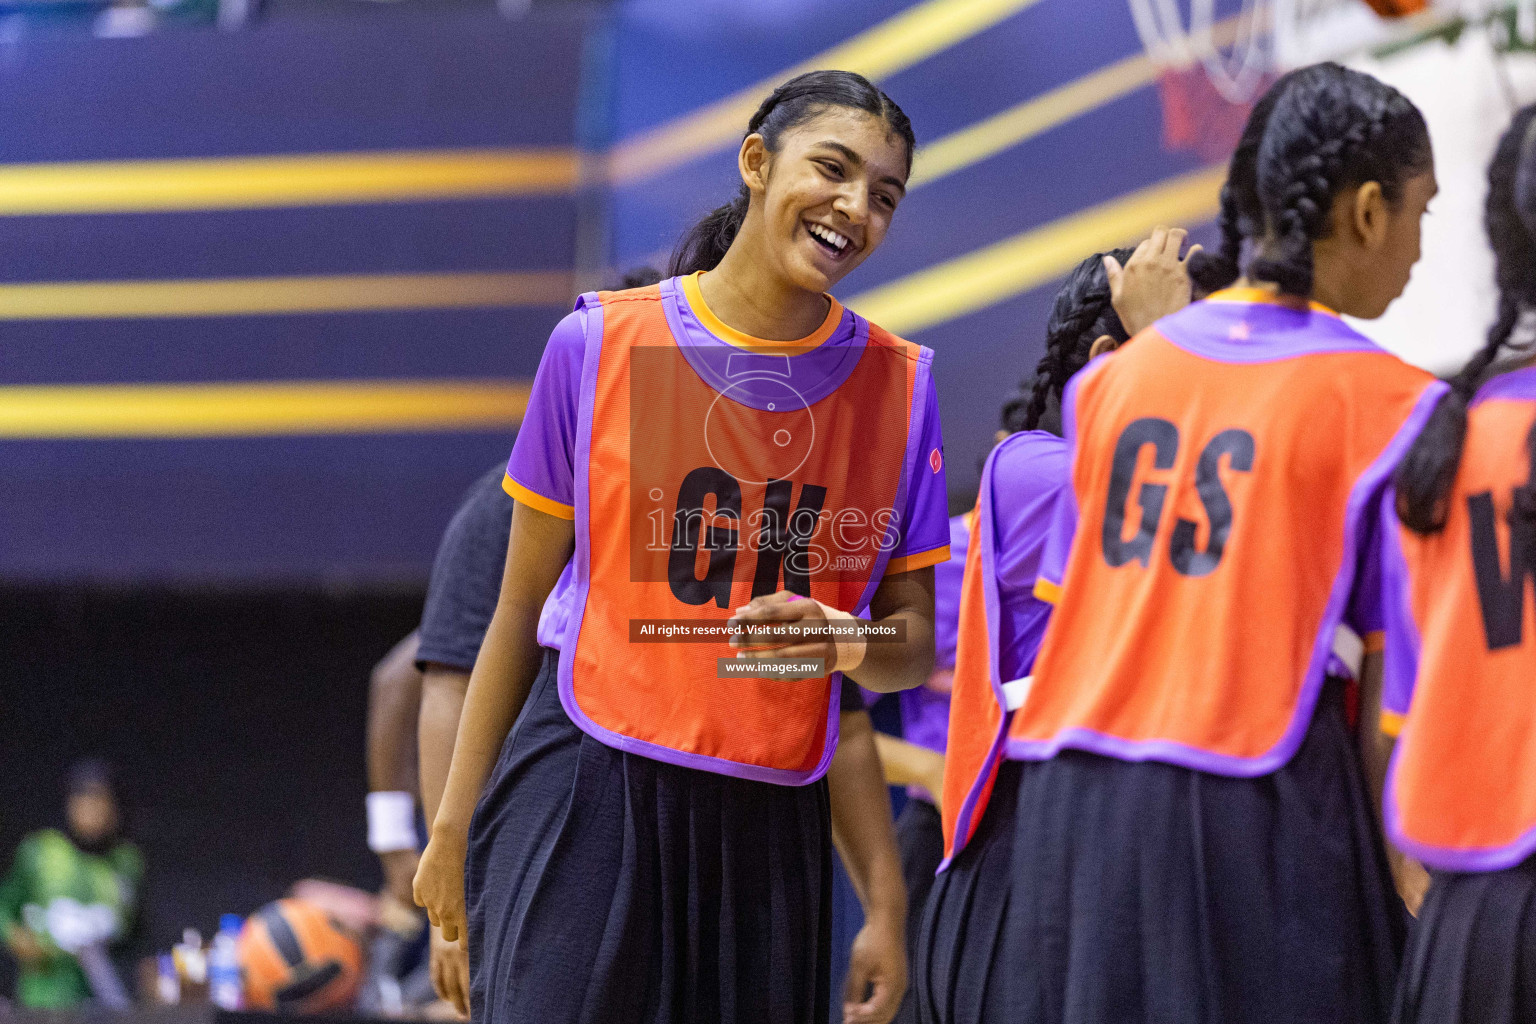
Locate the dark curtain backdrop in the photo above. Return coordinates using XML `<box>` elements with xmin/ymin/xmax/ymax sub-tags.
<box><xmin>0</xmin><ymin>586</ymin><xmax>422</xmax><ymax>995</ymax></box>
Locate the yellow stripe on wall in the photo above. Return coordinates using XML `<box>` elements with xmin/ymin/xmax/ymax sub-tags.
<box><xmin>0</xmin><ymin>380</ymin><xmax>530</xmax><ymax>438</ymax></box>
<box><xmin>847</xmin><ymin>165</ymin><xmax>1224</xmax><ymax>336</ymax></box>
<box><xmin>911</xmin><ymin>13</ymin><xmax>1256</xmax><ymax>189</ymax></box>
<box><xmin>0</xmin><ymin>271</ymin><xmax>573</xmax><ymax>319</ymax></box>
<box><xmin>0</xmin><ymin>148</ymin><xmax>579</xmax><ymax>216</ymax></box>
<box><xmin>910</xmin><ymin>52</ymin><xmax>1159</xmax><ymax>189</ymax></box>
<box><xmin>607</xmin><ymin>0</ymin><xmax>1046</xmax><ymax>185</ymax></box>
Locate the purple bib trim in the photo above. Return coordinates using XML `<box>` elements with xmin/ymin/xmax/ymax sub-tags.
<box><xmin>660</xmin><ymin>276</ymin><xmax>866</xmax><ymax>410</ymax></box>
<box><xmin>1156</xmin><ymin>298</ymin><xmax>1381</xmax><ymax>363</ymax></box>
<box><xmin>1472</xmin><ymin>365</ymin><xmax>1536</xmax><ymax>407</ymax></box>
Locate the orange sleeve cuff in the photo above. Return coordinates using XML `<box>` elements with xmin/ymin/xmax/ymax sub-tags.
<box><xmin>502</xmin><ymin>473</ymin><xmax>575</xmax><ymax>520</ymax></box>
<box><xmin>884</xmin><ymin>545</ymin><xmax>951</xmax><ymax>576</ymax></box>
<box><xmin>1364</xmin><ymin>631</ymin><xmax>1386</xmax><ymax>654</ymax></box>
<box><xmin>1033</xmin><ymin>577</ymin><xmax>1063</xmax><ymax>604</ymax></box>
<box><xmin>1380</xmin><ymin>709</ymin><xmax>1406</xmax><ymax>738</ymax></box>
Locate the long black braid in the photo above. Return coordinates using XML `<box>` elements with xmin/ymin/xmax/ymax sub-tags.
<box><xmin>1186</xmin><ymin>74</ymin><xmax>1289</xmax><ymax>295</ymax></box>
<box><xmin>1008</xmin><ymin>247</ymin><xmax>1136</xmax><ymax>436</ymax></box>
<box><xmin>1247</xmin><ymin>63</ymin><xmax>1431</xmax><ymax>298</ymax></box>
<box><xmin>1397</xmin><ymin>105</ymin><xmax>1536</xmax><ymax>533</ymax></box>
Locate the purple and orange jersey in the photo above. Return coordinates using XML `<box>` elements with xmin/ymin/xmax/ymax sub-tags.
<box><xmin>1013</xmin><ymin>289</ymin><xmax>1444</xmax><ymax>777</ymax></box>
<box><xmin>932</xmin><ymin>512</ymin><xmax>970</xmax><ymax>673</ymax></box>
<box><xmin>877</xmin><ymin>512</ymin><xmax>970</xmax><ymax>806</ymax></box>
<box><xmin>940</xmin><ymin>430</ymin><xmax>1067</xmax><ymax>864</ymax></box>
<box><xmin>1381</xmin><ymin>367</ymin><xmax>1536</xmax><ymax>871</ymax></box>
<box><xmin>896</xmin><ymin>512</ymin><xmax>970</xmax><ymax>757</ymax></box>
<box><xmin>504</xmin><ymin>274</ymin><xmax>950</xmax><ymax>784</ymax></box>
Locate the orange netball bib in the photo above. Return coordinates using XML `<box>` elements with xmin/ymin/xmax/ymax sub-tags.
<box><xmin>557</xmin><ymin>280</ymin><xmax>931</xmax><ymax>784</ymax></box>
<box><xmin>940</xmin><ymin>432</ymin><xmax>1067</xmax><ymax>864</ymax></box>
<box><xmin>943</xmin><ymin>504</ymin><xmax>1003</xmax><ymax>861</ymax></box>
<box><xmin>1012</xmin><ymin>291</ymin><xmax>1444</xmax><ymax>775</ymax></box>
<box><xmin>1385</xmin><ymin>368</ymin><xmax>1536</xmax><ymax>870</ymax></box>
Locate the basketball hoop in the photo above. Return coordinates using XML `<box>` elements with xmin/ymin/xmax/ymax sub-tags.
<box><xmin>1127</xmin><ymin>0</ymin><xmax>1272</xmax><ymax>104</ymax></box>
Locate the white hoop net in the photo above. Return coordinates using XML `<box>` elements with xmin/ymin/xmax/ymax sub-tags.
<box><xmin>1126</xmin><ymin>0</ymin><xmax>1273</xmax><ymax>104</ymax></box>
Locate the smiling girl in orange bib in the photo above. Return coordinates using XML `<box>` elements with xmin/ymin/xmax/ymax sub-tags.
<box><xmin>412</xmin><ymin>71</ymin><xmax>951</xmax><ymax>1024</ymax></box>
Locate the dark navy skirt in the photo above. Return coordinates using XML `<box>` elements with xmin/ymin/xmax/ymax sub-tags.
<box><xmin>466</xmin><ymin>648</ymin><xmax>833</xmax><ymax>1024</ymax></box>
<box><xmin>1394</xmin><ymin>858</ymin><xmax>1536</xmax><ymax>1024</ymax></box>
<box><xmin>891</xmin><ymin>797</ymin><xmax>944</xmax><ymax>1024</ymax></box>
<box><xmin>911</xmin><ymin>761</ymin><xmax>1022</xmax><ymax>1024</ymax></box>
<box><xmin>918</xmin><ymin>682</ymin><xmax>1405</xmax><ymax>1024</ymax></box>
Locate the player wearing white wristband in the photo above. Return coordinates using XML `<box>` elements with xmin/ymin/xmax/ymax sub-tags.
<box><xmin>365</xmin><ymin>790</ymin><xmax>419</xmax><ymax>859</ymax></box>
<box><xmin>365</xmin><ymin>632</ymin><xmax>424</xmax><ymax>908</ymax></box>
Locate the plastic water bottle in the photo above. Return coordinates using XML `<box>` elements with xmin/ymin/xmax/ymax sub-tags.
<box><xmin>208</xmin><ymin>914</ymin><xmax>244</xmax><ymax>1010</ymax></box>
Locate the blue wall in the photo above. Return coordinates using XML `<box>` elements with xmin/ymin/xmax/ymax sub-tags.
<box><xmin>0</xmin><ymin>7</ymin><xmax>588</xmax><ymax>584</ymax></box>
<box><xmin>0</xmin><ymin>0</ymin><xmax>1253</xmax><ymax>584</ymax></box>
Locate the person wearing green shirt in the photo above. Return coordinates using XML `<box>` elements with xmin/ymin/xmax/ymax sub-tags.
<box><xmin>0</xmin><ymin>760</ymin><xmax>143</xmax><ymax>1009</ymax></box>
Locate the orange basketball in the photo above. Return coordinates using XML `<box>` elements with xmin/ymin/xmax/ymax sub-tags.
<box><xmin>238</xmin><ymin>898</ymin><xmax>363</xmax><ymax>1013</ymax></box>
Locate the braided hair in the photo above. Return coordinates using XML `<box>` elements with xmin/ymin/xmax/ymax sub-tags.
<box><xmin>1397</xmin><ymin>105</ymin><xmax>1536</xmax><ymax>533</ymax></box>
<box><xmin>1013</xmin><ymin>247</ymin><xmax>1136</xmax><ymax>435</ymax></box>
<box><xmin>1186</xmin><ymin>74</ymin><xmax>1288</xmax><ymax>295</ymax></box>
<box><xmin>1248</xmin><ymin>63</ymin><xmax>1431</xmax><ymax>297</ymax></box>
<box><xmin>669</xmin><ymin>71</ymin><xmax>915</xmax><ymax>277</ymax></box>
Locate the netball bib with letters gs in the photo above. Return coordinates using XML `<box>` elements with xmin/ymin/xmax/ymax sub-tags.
<box><xmin>1014</xmin><ymin>291</ymin><xmax>1445</xmax><ymax>775</ymax></box>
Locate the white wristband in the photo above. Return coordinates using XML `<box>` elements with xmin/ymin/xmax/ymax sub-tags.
<box><xmin>815</xmin><ymin>602</ymin><xmax>867</xmax><ymax>674</ymax></box>
<box><xmin>366</xmin><ymin>791</ymin><xmax>419</xmax><ymax>854</ymax></box>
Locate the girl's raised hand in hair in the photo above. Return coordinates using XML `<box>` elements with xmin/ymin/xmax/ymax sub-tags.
<box><xmin>1103</xmin><ymin>226</ymin><xmax>1200</xmax><ymax>337</ymax></box>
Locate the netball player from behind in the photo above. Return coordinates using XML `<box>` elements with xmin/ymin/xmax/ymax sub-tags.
<box><xmin>414</xmin><ymin>71</ymin><xmax>949</xmax><ymax>1024</ymax></box>
<box><xmin>1384</xmin><ymin>104</ymin><xmax>1536</xmax><ymax>1024</ymax></box>
<box><xmin>997</xmin><ymin>63</ymin><xmax>1443</xmax><ymax>1023</ymax></box>
<box><xmin>915</xmin><ymin>232</ymin><xmax>1196</xmax><ymax>1024</ymax></box>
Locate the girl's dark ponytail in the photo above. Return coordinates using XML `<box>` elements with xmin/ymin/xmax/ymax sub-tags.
<box><xmin>1397</xmin><ymin>106</ymin><xmax>1536</xmax><ymax>533</ymax></box>
<box><xmin>669</xmin><ymin>189</ymin><xmax>750</xmax><ymax>277</ymax></box>
<box><xmin>668</xmin><ymin>70</ymin><xmax>915</xmax><ymax>277</ymax></box>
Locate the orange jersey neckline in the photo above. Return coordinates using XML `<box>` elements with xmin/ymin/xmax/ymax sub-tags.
<box><xmin>681</xmin><ymin>271</ymin><xmax>844</xmax><ymax>351</ymax></box>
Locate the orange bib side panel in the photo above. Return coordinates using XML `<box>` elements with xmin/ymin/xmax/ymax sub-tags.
<box><xmin>940</xmin><ymin>505</ymin><xmax>1005</xmax><ymax>861</ymax></box>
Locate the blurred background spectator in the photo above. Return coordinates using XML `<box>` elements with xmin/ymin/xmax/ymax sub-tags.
<box><xmin>0</xmin><ymin>760</ymin><xmax>142</xmax><ymax>1009</ymax></box>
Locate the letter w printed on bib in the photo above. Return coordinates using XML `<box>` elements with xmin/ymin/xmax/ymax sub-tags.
<box><xmin>1011</xmin><ymin>291</ymin><xmax>1445</xmax><ymax>775</ymax></box>
<box><xmin>1384</xmin><ymin>368</ymin><xmax>1536</xmax><ymax>871</ymax></box>
<box><xmin>559</xmin><ymin>280</ymin><xmax>933</xmax><ymax>784</ymax></box>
